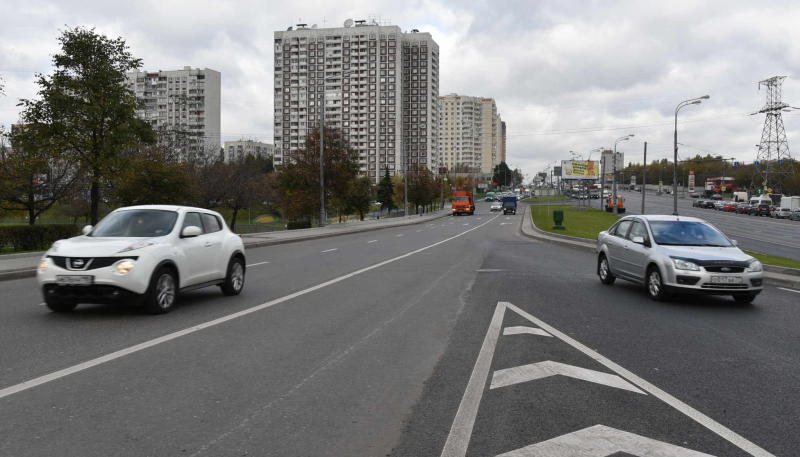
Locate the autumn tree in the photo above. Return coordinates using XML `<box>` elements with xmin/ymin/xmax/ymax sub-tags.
<box><xmin>112</xmin><ymin>145</ymin><xmax>197</xmax><ymax>207</ymax></box>
<box><xmin>16</xmin><ymin>26</ymin><xmax>154</xmax><ymax>224</ymax></box>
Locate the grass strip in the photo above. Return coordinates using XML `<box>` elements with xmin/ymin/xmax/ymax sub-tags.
<box><xmin>530</xmin><ymin>204</ymin><xmax>619</xmax><ymax>240</ymax></box>
<box><xmin>522</xmin><ymin>195</ymin><xmax>570</xmax><ymax>203</ymax></box>
<box><xmin>743</xmin><ymin>250</ymin><xmax>800</xmax><ymax>270</ymax></box>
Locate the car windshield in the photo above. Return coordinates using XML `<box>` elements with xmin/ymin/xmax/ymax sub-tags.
<box><xmin>90</xmin><ymin>210</ymin><xmax>178</xmax><ymax>237</ymax></box>
<box><xmin>453</xmin><ymin>197</ymin><xmax>469</xmax><ymax>202</ymax></box>
<box><xmin>649</xmin><ymin>221</ymin><xmax>732</xmax><ymax>247</ymax></box>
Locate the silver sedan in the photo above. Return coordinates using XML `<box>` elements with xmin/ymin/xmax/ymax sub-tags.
<box><xmin>596</xmin><ymin>215</ymin><xmax>763</xmax><ymax>304</ymax></box>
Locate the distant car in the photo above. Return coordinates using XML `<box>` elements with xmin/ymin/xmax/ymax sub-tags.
<box><xmin>790</xmin><ymin>209</ymin><xmax>800</xmax><ymax>221</ymax></box>
<box><xmin>735</xmin><ymin>203</ymin><xmax>750</xmax><ymax>214</ymax></box>
<box><xmin>722</xmin><ymin>201</ymin><xmax>737</xmax><ymax>212</ymax></box>
<box><xmin>485</xmin><ymin>196</ymin><xmax>494</xmax><ymax>202</ymax></box>
<box><xmin>702</xmin><ymin>200</ymin><xmax>716</xmax><ymax>209</ymax></box>
<box><xmin>689</xmin><ymin>192</ymin><xmax>699</xmax><ymax>198</ymax></box>
<box><xmin>710</xmin><ymin>194</ymin><xmax>723</xmax><ymax>200</ymax></box>
<box><xmin>713</xmin><ymin>201</ymin><xmax>725</xmax><ymax>210</ymax></box>
<box><xmin>596</xmin><ymin>215</ymin><xmax>763</xmax><ymax>304</ymax></box>
<box><xmin>772</xmin><ymin>207</ymin><xmax>791</xmax><ymax>219</ymax></box>
<box><xmin>37</xmin><ymin>205</ymin><xmax>246</xmax><ymax>314</ymax></box>
<box><xmin>754</xmin><ymin>204</ymin><xmax>771</xmax><ymax>217</ymax></box>
<box><xmin>692</xmin><ymin>199</ymin><xmax>704</xmax><ymax>208</ymax></box>
<box><xmin>490</xmin><ymin>201</ymin><xmax>502</xmax><ymax>211</ymax></box>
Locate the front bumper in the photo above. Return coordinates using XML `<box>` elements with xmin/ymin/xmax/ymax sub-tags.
<box><xmin>42</xmin><ymin>283</ymin><xmax>142</xmax><ymax>304</ymax></box>
<box><xmin>663</xmin><ymin>266</ymin><xmax>763</xmax><ymax>295</ymax></box>
<box><xmin>36</xmin><ymin>255</ymin><xmax>155</xmax><ymax>296</ymax></box>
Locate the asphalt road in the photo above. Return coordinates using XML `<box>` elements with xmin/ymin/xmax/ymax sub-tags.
<box><xmin>616</xmin><ymin>190</ymin><xmax>800</xmax><ymax>261</ymax></box>
<box><xmin>1</xmin><ymin>201</ymin><xmax>798</xmax><ymax>456</ymax></box>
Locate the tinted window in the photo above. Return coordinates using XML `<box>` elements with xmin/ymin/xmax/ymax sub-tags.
<box><xmin>613</xmin><ymin>220</ymin><xmax>632</xmax><ymax>237</ymax></box>
<box><xmin>182</xmin><ymin>212</ymin><xmax>203</xmax><ymax>231</ymax></box>
<box><xmin>91</xmin><ymin>210</ymin><xmax>178</xmax><ymax>237</ymax></box>
<box><xmin>649</xmin><ymin>221</ymin><xmax>732</xmax><ymax>247</ymax></box>
<box><xmin>202</xmin><ymin>213</ymin><xmax>222</xmax><ymax>233</ymax></box>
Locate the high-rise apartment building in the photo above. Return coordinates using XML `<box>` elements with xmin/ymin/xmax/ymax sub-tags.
<box><xmin>439</xmin><ymin>94</ymin><xmax>503</xmax><ymax>174</ymax></box>
<box><xmin>223</xmin><ymin>140</ymin><xmax>274</xmax><ymax>163</ymax></box>
<box><xmin>273</xmin><ymin>21</ymin><xmax>439</xmax><ymax>181</ymax></box>
<box><xmin>127</xmin><ymin>67</ymin><xmax>221</xmax><ymax>161</ymax></box>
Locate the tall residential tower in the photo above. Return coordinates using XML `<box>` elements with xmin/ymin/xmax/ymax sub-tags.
<box><xmin>273</xmin><ymin>20</ymin><xmax>439</xmax><ymax>181</ymax></box>
<box><xmin>439</xmin><ymin>94</ymin><xmax>503</xmax><ymax>174</ymax></box>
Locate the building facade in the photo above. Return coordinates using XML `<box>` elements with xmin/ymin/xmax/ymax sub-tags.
<box><xmin>223</xmin><ymin>140</ymin><xmax>274</xmax><ymax>163</ymax></box>
<box><xmin>127</xmin><ymin>67</ymin><xmax>221</xmax><ymax>162</ymax></box>
<box><xmin>273</xmin><ymin>21</ymin><xmax>439</xmax><ymax>181</ymax></box>
<box><xmin>500</xmin><ymin>121</ymin><xmax>507</xmax><ymax>164</ymax></box>
<box><xmin>439</xmin><ymin>94</ymin><xmax>503</xmax><ymax>174</ymax></box>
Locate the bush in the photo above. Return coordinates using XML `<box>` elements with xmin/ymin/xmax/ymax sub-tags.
<box><xmin>0</xmin><ymin>224</ymin><xmax>81</xmax><ymax>252</ymax></box>
<box><xmin>286</xmin><ymin>220</ymin><xmax>312</xmax><ymax>230</ymax></box>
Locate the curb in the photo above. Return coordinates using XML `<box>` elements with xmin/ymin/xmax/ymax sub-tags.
<box><xmin>0</xmin><ymin>210</ymin><xmax>451</xmax><ymax>282</ymax></box>
<box><xmin>518</xmin><ymin>206</ymin><xmax>800</xmax><ymax>289</ymax></box>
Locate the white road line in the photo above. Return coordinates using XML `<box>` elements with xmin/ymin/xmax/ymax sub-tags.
<box><xmin>503</xmin><ymin>326</ymin><xmax>551</xmax><ymax>337</ymax></box>
<box><xmin>37</xmin><ymin>302</ymin><xmax>45</xmax><ymax>306</ymax></box>
<box><xmin>440</xmin><ymin>299</ymin><xmax>506</xmax><ymax>457</ymax></box>
<box><xmin>396</xmin><ymin>234</ymin><xmax>404</xmax><ymax>237</ymax></box>
<box><xmin>476</xmin><ymin>269</ymin><xmax>505</xmax><ymax>273</ymax></box>
<box><xmin>503</xmin><ymin>302</ymin><xmax>776</xmax><ymax>457</ymax></box>
<box><xmin>246</xmin><ymin>261</ymin><xmax>269</xmax><ymax>267</ymax></box>
<box><xmin>778</xmin><ymin>287</ymin><xmax>800</xmax><ymax>294</ymax></box>
<box><xmin>490</xmin><ymin>361</ymin><xmax>645</xmax><ymax>394</ymax></box>
<box><xmin>320</xmin><ymin>248</ymin><xmax>338</xmax><ymax>253</ymax></box>
<box><xmin>416</xmin><ymin>230</ymin><xmax>423</xmax><ymax>232</ymax></box>
<box><xmin>0</xmin><ymin>214</ymin><xmax>501</xmax><ymax>402</ymax></box>
<box><xmin>367</xmin><ymin>240</ymin><xmax>378</xmax><ymax>244</ymax></box>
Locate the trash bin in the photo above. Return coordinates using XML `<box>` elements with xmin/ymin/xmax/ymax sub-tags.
<box><xmin>552</xmin><ymin>210</ymin><xmax>565</xmax><ymax>230</ymax></box>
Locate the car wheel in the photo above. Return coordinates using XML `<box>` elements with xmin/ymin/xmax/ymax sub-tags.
<box><xmin>44</xmin><ymin>296</ymin><xmax>77</xmax><ymax>313</ymax></box>
<box><xmin>733</xmin><ymin>294</ymin><xmax>756</xmax><ymax>305</ymax></box>
<box><xmin>221</xmin><ymin>256</ymin><xmax>246</xmax><ymax>296</ymax></box>
<box><xmin>646</xmin><ymin>265</ymin><xmax>669</xmax><ymax>301</ymax></box>
<box><xmin>143</xmin><ymin>267</ymin><xmax>178</xmax><ymax>314</ymax></box>
<box><xmin>597</xmin><ymin>254</ymin><xmax>615</xmax><ymax>285</ymax></box>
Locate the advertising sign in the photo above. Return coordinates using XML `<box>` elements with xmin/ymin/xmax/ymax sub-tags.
<box><xmin>688</xmin><ymin>171</ymin><xmax>696</xmax><ymax>192</ymax></box>
<box><xmin>601</xmin><ymin>152</ymin><xmax>624</xmax><ymax>172</ymax></box>
<box><xmin>560</xmin><ymin>160</ymin><xmax>599</xmax><ymax>180</ymax></box>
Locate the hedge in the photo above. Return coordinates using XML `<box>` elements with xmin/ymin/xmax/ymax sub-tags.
<box><xmin>286</xmin><ymin>220</ymin><xmax>312</xmax><ymax>230</ymax></box>
<box><xmin>0</xmin><ymin>224</ymin><xmax>81</xmax><ymax>252</ymax></box>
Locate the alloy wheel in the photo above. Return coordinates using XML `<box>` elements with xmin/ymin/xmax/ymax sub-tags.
<box><xmin>156</xmin><ymin>273</ymin><xmax>176</xmax><ymax>309</ymax></box>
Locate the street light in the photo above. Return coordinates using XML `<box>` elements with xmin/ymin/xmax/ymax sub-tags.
<box><xmin>612</xmin><ymin>134</ymin><xmax>634</xmax><ymax>213</ymax></box>
<box><xmin>673</xmin><ymin>95</ymin><xmax>709</xmax><ymax>215</ymax></box>
<box><xmin>318</xmin><ymin>70</ymin><xmax>351</xmax><ymax>227</ymax></box>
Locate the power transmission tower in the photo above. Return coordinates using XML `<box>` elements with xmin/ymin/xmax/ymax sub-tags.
<box><xmin>752</xmin><ymin>76</ymin><xmax>793</xmax><ymax>194</ymax></box>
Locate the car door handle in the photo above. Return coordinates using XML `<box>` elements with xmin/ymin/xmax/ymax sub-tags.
<box><xmin>204</xmin><ymin>242</ymin><xmax>213</xmax><ymax>247</ymax></box>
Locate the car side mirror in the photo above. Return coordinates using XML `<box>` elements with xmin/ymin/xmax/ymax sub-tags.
<box><xmin>181</xmin><ymin>225</ymin><xmax>202</xmax><ymax>238</ymax></box>
<box><xmin>631</xmin><ymin>236</ymin><xmax>645</xmax><ymax>245</ymax></box>
<box><xmin>82</xmin><ymin>225</ymin><xmax>93</xmax><ymax>235</ymax></box>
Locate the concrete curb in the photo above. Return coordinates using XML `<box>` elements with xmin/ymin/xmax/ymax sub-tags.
<box><xmin>0</xmin><ymin>209</ymin><xmax>451</xmax><ymax>282</ymax></box>
<box><xmin>517</xmin><ymin>205</ymin><xmax>800</xmax><ymax>289</ymax></box>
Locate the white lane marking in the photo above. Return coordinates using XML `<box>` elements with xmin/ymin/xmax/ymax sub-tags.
<box><xmin>503</xmin><ymin>302</ymin><xmax>775</xmax><ymax>457</ymax></box>
<box><xmin>778</xmin><ymin>287</ymin><xmax>800</xmax><ymax>294</ymax></box>
<box><xmin>396</xmin><ymin>234</ymin><xmax>404</xmax><ymax>237</ymax></box>
<box><xmin>503</xmin><ymin>326</ymin><xmax>551</xmax><ymax>337</ymax></box>
<box><xmin>490</xmin><ymin>361</ymin><xmax>645</xmax><ymax>394</ymax></box>
<box><xmin>37</xmin><ymin>302</ymin><xmax>46</xmax><ymax>306</ymax></box>
<box><xmin>416</xmin><ymin>230</ymin><xmax>423</xmax><ymax>233</ymax></box>
<box><xmin>246</xmin><ymin>261</ymin><xmax>269</xmax><ymax>267</ymax></box>
<box><xmin>476</xmin><ymin>269</ymin><xmax>505</xmax><ymax>273</ymax></box>
<box><xmin>462</xmin><ymin>223</ymin><xmax>470</xmax><ymax>226</ymax></box>
<box><xmin>320</xmin><ymin>248</ymin><xmax>338</xmax><ymax>253</ymax></box>
<box><xmin>499</xmin><ymin>222</ymin><xmax>512</xmax><ymax>226</ymax></box>
<box><xmin>367</xmin><ymin>240</ymin><xmax>378</xmax><ymax>244</ymax></box>
<box><xmin>440</xmin><ymin>299</ymin><xmax>506</xmax><ymax>457</ymax></box>
<box><xmin>497</xmin><ymin>424</ymin><xmax>714</xmax><ymax>457</ymax></box>
<box><xmin>0</xmin><ymin>214</ymin><xmax>501</xmax><ymax>402</ymax></box>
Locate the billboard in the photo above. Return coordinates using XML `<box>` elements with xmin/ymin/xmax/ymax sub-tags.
<box><xmin>561</xmin><ymin>160</ymin><xmax>599</xmax><ymax>180</ymax></box>
<box><xmin>688</xmin><ymin>171</ymin><xmax>696</xmax><ymax>192</ymax></box>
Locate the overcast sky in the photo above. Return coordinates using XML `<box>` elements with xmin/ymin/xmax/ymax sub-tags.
<box><xmin>2</xmin><ymin>0</ymin><xmax>800</xmax><ymax>181</ymax></box>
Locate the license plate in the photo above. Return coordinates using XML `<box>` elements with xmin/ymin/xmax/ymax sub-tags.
<box><xmin>56</xmin><ymin>275</ymin><xmax>94</xmax><ymax>286</ymax></box>
<box><xmin>709</xmin><ymin>275</ymin><xmax>742</xmax><ymax>284</ymax></box>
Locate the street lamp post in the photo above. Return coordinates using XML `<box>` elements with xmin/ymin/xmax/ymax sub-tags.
<box><xmin>673</xmin><ymin>95</ymin><xmax>710</xmax><ymax>215</ymax></box>
<box><xmin>613</xmin><ymin>135</ymin><xmax>634</xmax><ymax>213</ymax></box>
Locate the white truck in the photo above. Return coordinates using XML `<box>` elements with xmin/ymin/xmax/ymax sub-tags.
<box><xmin>733</xmin><ymin>191</ymin><xmax>748</xmax><ymax>202</ymax></box>
<box><xmin>780</xmin><ymin>195</ymin><xmax>800</xmax><ymax>211</ymax></box>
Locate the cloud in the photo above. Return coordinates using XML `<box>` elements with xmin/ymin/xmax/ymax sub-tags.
<box><xmin>2</xmin><ymin>0</ymin><xmax>800</xmax><ymax>181</ymax></box>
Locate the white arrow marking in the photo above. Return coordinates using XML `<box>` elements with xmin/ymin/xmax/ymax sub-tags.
<box><xmin>490</xmin><ymin>361</ymin><xmax>645</xmax><ymax>394</ymax></box>
<box><xmin>496</xmin><ymin>424</ymin><xmax>715</xmax><ymax>457</ymax></box>
<box><xmin>503</xmin><ymin>326</ymin><xmax>551</xmax><ymax>338</ymax></box>
<box><xmin>463</xmin><ymin>223</ymin><xmax>470</xmax><ymax>226</ymax></box>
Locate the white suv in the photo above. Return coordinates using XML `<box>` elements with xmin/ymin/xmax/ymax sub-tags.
<box><xmin>37</xmin><ymin>205</ymin><xmax>246</xmax><ymax>314</ymax></box>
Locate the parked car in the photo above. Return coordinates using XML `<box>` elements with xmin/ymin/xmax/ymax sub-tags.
<box><xmin>490</xmin><ymin>201</ymin><xmax>502</xmax><ymax>212</ymax></box>
<box><xmin>36</xmin><ymin>205</ymin><xmax>246</xmax><ymax>314</ymax></box>
<box><xmin>790</xmin><ymin>209</ymin><xmax>800</xmax><ymax>221</ymax></box>
<box><xmin>735</xmin><ymin>203</ymin><xmax>750</xmax><ymax>214</ymax></box>
<box><xmin>710</xmin><ymin>194</ymin><xmax>723</xmax><ymax>200</ymax></box>
<box><xmin>772</xmin><ymin>207</ymin><xmax>792</xmax><ymax>219</ymax></box>
<box><xmin>722</xmin><ymin>201</ymin><xmax>737</xmax><ymax>212</ymax></box>
<box><xmin>692</xmin><ymin>199</ymin><xmax>705</xmax><ymax>208</ymax></box>
<box><xmin>689</xmin><ymin>192</ymin><xmax>700</xmax><ymax>198</ymax></box>
<box><xmin>702</xmin><ymin>200</ymin><xmax>716</xmax><ymax>209</ymax></box>
<box><xmin>754</xmin><ymin>204</ymin><xmax>772</xmax><ymax>217</ymax></box>
<box><xmin>713</xmin><ymin>200</ymin><xmax>725</xmax><ymax>210</ymax></box>
<box><xmin>596</xmin><ymin>215</ymin><xmax>762</xmax><ymax>304</ymax></box>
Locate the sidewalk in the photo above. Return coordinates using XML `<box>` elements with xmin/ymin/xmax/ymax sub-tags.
<box><xmin>518</xmin><ymin>204</ymin><xmax>800</xmax><ymax>289</ymax></box>
<box><xmin>0</xmin><ymin>208</ymin><xmax>451</xmax><ymax>281</ymax></box>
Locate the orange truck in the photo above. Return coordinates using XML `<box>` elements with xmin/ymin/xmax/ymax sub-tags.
<box><xmin>451</xmin><ymin>191</ymin><xmax>475</xmax><ymax>216</ymax></box>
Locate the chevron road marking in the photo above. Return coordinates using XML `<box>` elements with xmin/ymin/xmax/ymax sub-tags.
<box><xmin>502</xmin><ymin>326</ymin><xmax>551</xmax><ymax>337</ymax></box>
<box><xmin>490</xmin><ymin>360</ymin><xmax>645</xmax><ymax>394</ymax></box>
<box><xmin>496</xmin><ymin>424</ymin><xmax>714</xmax><ymax>457</ymax></box>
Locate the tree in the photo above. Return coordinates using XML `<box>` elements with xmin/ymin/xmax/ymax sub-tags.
<box><xmin>113</xmin><ymin>145</ymin><xmax>197</xmax><ymax>207</ymax></box>
<box><xmin>493</xmin><ymin>162</ymin><xmax>512</xmax><ymax>188</ymax></box>
<box><xmin>407</xmin><ymin>164</ymin><xmax>437</xmax><ymax>214</ymax></box>
<box><xmin>17</xmin><ymin>26</ymin><xmax>154</xmax><ymax>224</ymax></box>
<box><xmin>346</xmin><ymin>176</ymin><xmax>374</xmax><ymax>221</ymax></box>
<box><xmin>376</xmin><ymin>167</ymin><xmax>395</xmax><ymax>217</ymax></box>
<box><xmin>0</xmin><ymin>126</ymin><xmax>79</xmax><ymax>224</ymax></box>
<box><xmin>274</xmin><ymin>127</ymin><xmax>360</xmax><ymax>223</ymax></box>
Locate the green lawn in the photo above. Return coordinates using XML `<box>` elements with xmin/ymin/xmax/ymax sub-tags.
<box><xmin>743</xmin><ymin>250</ymin><xmax>800</xmax><ymax>270</ymax></box>
<box><xmin>522</xmin><ymin>195</ymin><xmax>570</xmax><ymax>203</ymax></box>
<box><xmin>530</xmin><ymin>204</ymin><xmax>620</xmax><ymax>240</ymax></box>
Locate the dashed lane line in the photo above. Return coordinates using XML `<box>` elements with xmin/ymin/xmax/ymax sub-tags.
<box><xmin>367</xmin><ymin>240</ymin><xmax>378</xmax><ymax>244</ymax></box>
<box><xmin>320</xmin><ymin>248</ymin><xmax>338</xmax><ymax>253</ymax></box>
<box><xmin>0</xmin><ymin>214</ymin><xmax>501</xmax><ymax>402</ymax></box>
<box><xmin>778</xmin><ymin>287</ymin><xmax>800</xmax><ymax>294</ymax></box>
<box><xmin>246</xmin><ymin>261</ymin><xmax>269</xmax><ymax>267</ymax></box>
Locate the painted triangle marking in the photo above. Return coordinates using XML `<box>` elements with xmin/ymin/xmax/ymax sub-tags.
<box><xmin>490</xmin><ymin>360</ymin><xmax>645</xmax><ymax>394</ymax></box>
<box><xmin>496</xmin><ymin>424</ymin><xmax>715</xmax><ymax>457</ymax></box>
<box><xmin>503</xmin><ymin>326</ymin><xmax>551</xmax><ymax>338</ymax></box>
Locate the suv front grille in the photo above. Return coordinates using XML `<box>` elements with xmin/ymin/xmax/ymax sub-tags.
<box><xmin>704</xmin><ymin>266</ymin><xmax>745</xmax><ymax>273</ymax></box>
<box><xmin>49</xmin><ymin>256</ymin><xmax>138</xmax><ymax>271</ymax></box>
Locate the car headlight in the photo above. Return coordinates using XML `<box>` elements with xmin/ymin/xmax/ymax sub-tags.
<box><xmin>114</xmin><ymin>259</ymin><xmax>136</xmax><ymax>275</ymax></box>
<box><xmin>38</xmin><ymin>258</ymin><xmax>49</xmax><ymax>272</ymax></box>
<box><xmin>746</xmin><ymin>260</ymin><xmax>763</xmax><ymax>272</ymax></box>
<box><xmin>117</xmin><ymin>241</ymin><xmax>155</xmax><ymax>253</ymax></box>
<box><xmin>672</xmin><ymin>258</ymin><xmax>700</xmax><ymax>271</ymax></box>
